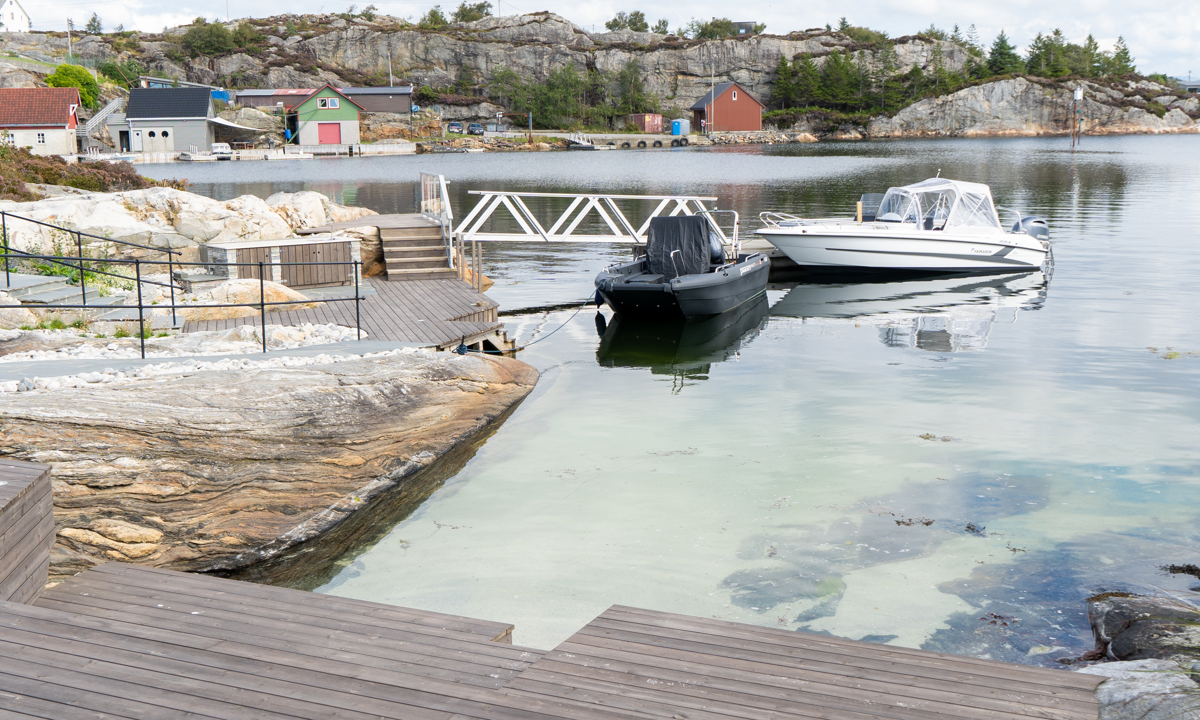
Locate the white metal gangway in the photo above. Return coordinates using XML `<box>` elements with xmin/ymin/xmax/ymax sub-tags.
<box><xmin>455</xmin><ymin>190</ymin><xmax>728</xmax><ymax>245</ymax></box>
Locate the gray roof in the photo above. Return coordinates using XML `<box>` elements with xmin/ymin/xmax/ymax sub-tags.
<box><xmin>341</xmin><ymin>86</ymin><xmax>413</xmax><ymax>96</ymax></box>
<box><xmin>690</xmin><ymin>82</ymin><xmax>736</xmax><ymax>110</ymax></box>
<box><xmin>126</xmin><ymin>88</ymin><xmax>212</xmax><ymax>119</ymax></box>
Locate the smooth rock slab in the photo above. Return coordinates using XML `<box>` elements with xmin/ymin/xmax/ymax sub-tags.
<box><xmin>0</xmin><ymin>350</ymin><xmax>537</xmax><ymax>581</ymax></box>
<box><xmin>1077</xmin><ymin>659</ymin><xmax>1200</xmax><ymax>720</ymax></box>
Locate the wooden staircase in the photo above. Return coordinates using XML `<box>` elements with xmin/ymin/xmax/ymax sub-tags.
<box><xmin>382</xmin><ymin>224</ymin><xmax>456</xmax><ymax>280</ymax></box>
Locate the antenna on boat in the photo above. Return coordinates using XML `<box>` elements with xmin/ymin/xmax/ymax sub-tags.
<box><xmin>936</xmin><ymin>168</ymin><xmax>942</xmax><ymax>178</ymax></box>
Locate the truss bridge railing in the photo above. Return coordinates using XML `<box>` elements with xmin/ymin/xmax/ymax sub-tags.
<box><xmin>455</xmin><ymin>191</ymin><xmax>726</xmax><ymax>245</ymax></box>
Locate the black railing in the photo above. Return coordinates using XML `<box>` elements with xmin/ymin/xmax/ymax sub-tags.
<box><xmin>1</xmin><ymin>210</ymin><xmax>183</xmax><ymax>327</ymax></box>
<box><xmin>1</xmin><ymin>253</ymin><xmax>364</xmax><ymax>360</ymax></box>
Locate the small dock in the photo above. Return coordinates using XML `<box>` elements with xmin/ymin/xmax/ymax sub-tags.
<box><xmin>190</xmin><ymin>213</ymin><xmax>512</xmax><ymax>352</ymax></box>
<box><xmin>0</xmin><ymin>457</ymin><xmax>1104</xmax><ymax>719</ymax></box>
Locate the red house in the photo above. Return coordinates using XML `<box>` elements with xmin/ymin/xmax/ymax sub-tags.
<box><xmin>0</xmin><ymin>87</ymin><xmax>80</xmax><ymax>156</ymax></box>
<box><xmin>690</xmin><ymin>82</ymin><xmax>764</xmax><ymax>133</ymax></box>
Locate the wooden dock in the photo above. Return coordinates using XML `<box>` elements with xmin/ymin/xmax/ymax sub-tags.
<box><xmin>183</xmin><ymin>277</ymin><xmax>510</xmax><ymax>351</ymax></box>
<box><xmin>0</xmin><ymin>456</ymin><xmax>1104</xmax><ymax>719</ymax></box>
<box><xmin>0</xmin><ymin>459</ymin><xmax>53</xmax><ymax>606</ymax></box>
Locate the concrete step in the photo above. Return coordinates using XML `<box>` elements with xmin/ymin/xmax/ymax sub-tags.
<box><xmin>380</xmin><ymin>229</ymin><xmax>443</xmax><ymax>241</ymax></box>
<box><xmin>2</xmin><ymin>275</ymin><xmax>72</xmax><ymax>298</ymax></box>
<box><xmin>17</xmin><ymin>285</ymin><xmax>111</xmax><ymax>306</ymax></box>
<box><xmin>383</xmin><ymin>252</ymin><xmax>449</xmax><ymax>262</ymax></box>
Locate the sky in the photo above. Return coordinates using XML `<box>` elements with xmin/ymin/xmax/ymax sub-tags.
<box><xmin>16</xmin><ymin>0</ymin><xmax>1200</xmax><ymax>77</ymax></box>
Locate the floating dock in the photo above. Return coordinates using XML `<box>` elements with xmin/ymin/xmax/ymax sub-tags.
<box><xmin>0</xmin><ymin>460</ymin><xmax>1104</xmax><ymax>720</ymax></box>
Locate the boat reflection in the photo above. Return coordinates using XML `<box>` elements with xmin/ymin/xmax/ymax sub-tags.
<box><xmin>596</xmin><ymin>296</ymin><xmax>769</xmax><ymax>389</ymax></box>
<box><xmin>771</xmin><ymin>271</ymin><xmax>1048</xmax><ymax>352</ymax></box>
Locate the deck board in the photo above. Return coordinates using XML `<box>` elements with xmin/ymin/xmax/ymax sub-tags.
<box><xmin>182</xmin><ymin>277</ymin><xmax>507</xmax><ymax>349</ymax></box>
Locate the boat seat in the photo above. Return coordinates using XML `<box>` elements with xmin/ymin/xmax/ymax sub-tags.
<box><xmin>624</xmin><ymin>273</ymin><xmax>665</xmax><ymax>284</ymax></box>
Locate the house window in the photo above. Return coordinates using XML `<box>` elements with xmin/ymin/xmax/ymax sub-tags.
<box><xmin>162</xmin><ymin>130</ymin><xmax>170</xmax><ymax>138</ymax></box>
<box><xmin>317</xmin><ymin>98</ymin><xmax>340</xmax><ymax>109</ymax></box>
<box><xmin>732</xmin><ymin>91</ymin><xmax>738</xmax><ymax>101</ymax></box>
<box><xmin>148</xmin><ymin>131</ymin><xmax>157</xmax><ymax>138</ymax></box>
<box><xmin>36</xmin><ymin>133</ymin><xmax>45</xmax><ymax>144</ymax></box>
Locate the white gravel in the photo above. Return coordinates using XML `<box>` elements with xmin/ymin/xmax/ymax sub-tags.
<box><xmin>0</xmin><ymin>346</ymin><xmax>431</xmax><ymax>394</ymax></box>
<box><xmin>0</xmin><ymin>323</ymin><xmax>366</xmax><ymax>363</ymax></box>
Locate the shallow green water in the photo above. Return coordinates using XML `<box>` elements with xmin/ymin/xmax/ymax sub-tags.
<box><xmin>149</xmin><ymin>136</ymin><xmax>1200</xmax><ymax>663</ymax></box>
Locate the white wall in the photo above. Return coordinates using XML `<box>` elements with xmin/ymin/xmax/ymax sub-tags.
<box><xmin>4</xmin><ymin>128</ymin><xmax>75</xmax><ymax>155</ymax></box>
<box><xmin>0</xmin><ymin>0</ymin><xmax>31</xmax><ymax>32</ymax></box>
<box><xmin>298</xmin><ymin>120</ymin><xmax>360</xmax><ymax>145</ymax></box>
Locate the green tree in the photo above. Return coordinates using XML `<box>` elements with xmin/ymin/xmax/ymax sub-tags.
<box><xmin>651</xmin><ymin>19</ymin><xmax>668</xmax><ymax>34</ymax></box>
<box><xmin>46</xmin><ymin>64</ymin><xmax>99</xmax><ymax>108</ymax></box>
<box><xmin>414</xmin><ymin>85</ymin><xmax>439</xmax><ymax>106</ymax></box>
<box><xmin>359</xmin><ymin>4</ymin><xmax>378</xmax><ymax>20</ymax></box>
<box><xmin>97</xmin><ymin>58</ymin><xmax>146</xmax><ymax>88</ymax></box>
<box><xmin>792</xmin><ymin>55</ymin><xmax>820</xmax><ymax>106</ymax></box>
<box><xmin>625</xmin><ymin>11</ymin><xmax>649</xmax><ymax>32</ymax></box>
<box><xmin>818</xmin><ymin>50</ymin><xmax>858</xmax><ymax>109</ymax></box>
<box><xmin>451</xmin><ymin>1</ymin><xmax>491</xmax><ymax>23</ymax></box>
<box><xmin>84</xmin><ymin>13</ymin><xmax>103</xmax><ymax>34</ymax></box>
<box><xmin>835</xmin><ymin>18</ymin><xmax>888</xmax><ymax>43</ymax></box>
<box><xmin>284</xmin><ymin>17</ymin><xmax>297</xmax><ymax>35</ymax></box>
<box><xmin>418</xmin><ymin>6</ymin><xmax>449</xmax><ymax>30</ymax></box>
<box><xmin>182</xmin><ymin>18</ymin><xmax>235</xmax><ymax>55</ymax></box>
<box><xmin>687</xmin><ymin>17</ymin><xmax>739</xmax><ymax>39</ymax></box>
<box><xmin>1107</xmin><ymin>36</ymin><xmax>1135</xmax><ymax>74</ymax></box>
<box><xmin>605</xmin><ymin>12</ymin><xmax>628</xmax><ymax>30</ymax></box>
<box><xmin>987</xmin><ymin>30</ymin><xmax>1025</xmax><ymax>75</ymax></box>
<box><xmin>232</xmin><ymin>22</ymin><xmax>262</xmax><ymax>49</ymax></box>
<box><xmin>920</xmin><ymin>24</ymin><xmax>948</xmax><ymax>41</ymax></box>
<box><xmin>454</xmin><ymin>65</ymin><xmax>476</xmax><ymax>93</ymax></box>
<box><xmin>614</xmin><ymin>59</ymin><xmax>654</xmax><ymax>113</ymax></box>
<box><xmin>771</xmin><ymin>55</ymin><xmax>794</xmax><ymax>108</ymax></box>
<box><xmin>606</xmin><ymin>11</ymin><xmax>647</xmax><ymax>31</ymax></box>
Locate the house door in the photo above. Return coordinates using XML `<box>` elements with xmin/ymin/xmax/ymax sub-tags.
<box><xmin>317</xmin><ymin>123</ymin><xmax>342</xmax><ymax>144</ymax></box>
<box><xmin>130</xmin><ymin>129</ymin><xmax>143</xmax><ymax>152</ymax></box>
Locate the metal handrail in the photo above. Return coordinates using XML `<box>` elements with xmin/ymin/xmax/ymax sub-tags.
<box><xmin>0</xmin><ymin>211</ymin><xmax>183</xmax><ymax>255</ymax></box>
<box><xmin>1</xmin><ymin>252</ymin><xmax>363</xmax><ymax>359</ymax></box>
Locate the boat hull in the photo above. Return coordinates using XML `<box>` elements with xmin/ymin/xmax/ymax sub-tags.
<box><xmin>597</xmin><ymin>254</ymin><xmax>771</xmax><ymax>319</ymax></box>
<box><xmin>757</xmin><ymin>228</ymin><xmax>1047</xmax><ymax>273</ymax></box>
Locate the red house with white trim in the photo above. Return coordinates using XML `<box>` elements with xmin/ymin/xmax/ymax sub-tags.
<box><xmin>0</xmin><ymin>87</ymin><xmax>81</xmax><ymax>156</ymax></box>
<box><xmin>690</xmin><ymin>82</ymin><xmax>764</xmax><ymax>133</ymax></box>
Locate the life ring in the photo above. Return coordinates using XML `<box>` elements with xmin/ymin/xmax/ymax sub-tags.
<box><xmin>680</xmin><ymin>138</ymin><xmax>689</xmax><ymax>146</ymax></box>
<box><xmin>621</xmin><ymin>142</ymin><xmax>631</xmax><ymax>148</ymax></box>
<box><xmin>670</xmin><ymin>139</ymin><xmax>680</xmax><ymax>147</ymax></box>
<box><xmin>652</xmin><ymin>140</ymin><xmax>662</xmax><ymax>147</ymax></box>
<box><xmin>637</xmin><ymin>140</ymin><xmax>647</xmax><ymax>148</ymax></box>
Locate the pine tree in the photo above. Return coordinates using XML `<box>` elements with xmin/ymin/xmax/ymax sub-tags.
<box><xmin>1082</xmin><ymin>35</ymin><xmax>1101</xmax><ymax>77</ymax></box>
<box><xmin>950</xmin><ymin>24</ymin><xmax>964</xmax><ymax>45</ymax></box>
<box><xmin>1108</xmin><ymin>37</ymin><xmax>1135</xmax><ymax>75</ymax></box>
<box><xmin>84</xmin><ymin>13</ymin><xmax>103</xmax><ymax>34</ymax></box>
<box><xmin>771</xmin><ymin>56</ymin><xmax>795</xmax><ymax>108</ymax></box>
<box><xmin>792</xmin><ymin>55</ymin><xmax>820</xmax><ymax>107</ymax></box>
<box><xmin>987</xmin><ymin>30</ymin><xmax>1025</xmax><ymax>76</ymax></box>
<box><xmin>819</xmin><ymin>50</ymin><xmax>857</xmax><ymax>110</ymax></box>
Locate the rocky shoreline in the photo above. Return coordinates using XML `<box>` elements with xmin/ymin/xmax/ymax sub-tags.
<box><xmin>0</xmin><ymin>346</ymin><xmax>538</xmax><ymax>582</ymax></box>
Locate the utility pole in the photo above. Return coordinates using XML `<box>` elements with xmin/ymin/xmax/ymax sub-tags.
<box><xmin>66</xmin><ymin>18</ymin><xmax>72</xmax><ymax>61</ymax></box>
<box><xmin>710</xmin><ymin>51</ymin><xmax>715</xmax><ymax>135</ymax></box>
<box><xmin>1072</xmin><ymin>86</ymin><xmax>1083</xmax><ymax>149</ymax></box>
<box><xmin>387</xmin><ymin>49</ymin><xmax>393</xmax><ymax>86</ymax></box>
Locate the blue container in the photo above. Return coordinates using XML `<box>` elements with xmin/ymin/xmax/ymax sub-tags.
<box><xmin>672</xmin><ymin>119</ymin><xmax>683</xmax><ymax>136</ymax></box>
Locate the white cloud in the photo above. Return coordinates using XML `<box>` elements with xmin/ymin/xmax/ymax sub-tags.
<box><xmin>27</xmin><ymin>0</ymin><xmax>1199</xmax><ymax>74</ymax></box>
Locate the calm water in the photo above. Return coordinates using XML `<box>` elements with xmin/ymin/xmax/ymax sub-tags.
<box><xmin>145</xmin><ymin>136</ymin><xmax>1200</xmax><ymax>663</ymax></box>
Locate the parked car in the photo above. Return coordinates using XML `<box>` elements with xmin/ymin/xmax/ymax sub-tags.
<box><xmin>447</xmin><ymin>121</ymin><xmax>463</xmax><ymax>134</ymax></box>
<box><xmin>467</xmin><ymin>123</ymin><xmax>485</xmax><ymax>136</ymax></box>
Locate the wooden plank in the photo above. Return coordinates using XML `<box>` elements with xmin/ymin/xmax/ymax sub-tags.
<box><xmin>575</xmin><ymin>619</ymin><xmax>1096</xmax><ymax>707</ymax></box>
<box><xmin>0</xmin><ymin>606</ymin><xmax>597</xmax><ymax>720</ymax></box>
<box><xmin>0</xmin><ymin>672</ymin><xmax>145</xmax><ymax>720</ymax></box>
<box><xmin>86</xmin><ymin>563</ymin><xmax>514</xmax><ymax>641</ymax></box>
<box><xmin>602</xmin><ymin>607</ymin><xmax>1103</xmax><ymax>691</ymax></box>
<box><xmin>34</xmin><ymin>585</ymin><xmax>539</xmax><ymax>686</ymax></box>
<box><xmin>549</xmin><ymin>639</ymin><xmax>1094</xmax><ymax>720</ymax></box>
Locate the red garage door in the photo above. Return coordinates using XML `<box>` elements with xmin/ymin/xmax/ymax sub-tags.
<box><xmin>317</xmin><ymin>123</ymin><xmax>342</xmax><ymax>144</ymax></box>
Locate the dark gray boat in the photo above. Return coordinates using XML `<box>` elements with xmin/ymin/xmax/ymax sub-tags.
<box><xmin>594</xmin><ymin>215</ymin><xmax>770</xmax><ymax>319</ymax></box>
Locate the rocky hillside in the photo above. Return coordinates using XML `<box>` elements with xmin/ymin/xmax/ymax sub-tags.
<box><xmin>0</xmin><ymin>13</ymin><xmax>965</xmax><ymax>116</ymax></box>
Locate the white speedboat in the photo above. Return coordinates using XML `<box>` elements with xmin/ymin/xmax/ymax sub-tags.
<box><xmin>756</xmin><ymin>178</ymin><xmax>1050</xmax><ymax>273</ymax></box>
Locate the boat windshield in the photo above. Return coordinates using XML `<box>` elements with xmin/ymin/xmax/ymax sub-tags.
<box><xmin>875</xmin><ymin>179</ymin><xmax>1001</xmax><ymax>230</ymax></box>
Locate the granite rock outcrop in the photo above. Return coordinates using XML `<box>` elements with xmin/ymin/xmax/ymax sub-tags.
<box><xmin>0</xmin><ymin>350</ymin><xmax>538</xmax><ymax>581</ymax></box>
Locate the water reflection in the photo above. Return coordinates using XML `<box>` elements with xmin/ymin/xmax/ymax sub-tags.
<box><xmin>595</xmin><ymin>296</ymin><xmax>769</xmax><ymax>391</ymax></box>
<box><xmin>772</xmin><ymin>271</ymin><xmax>1048</xmax><ymax>352</ymax></box>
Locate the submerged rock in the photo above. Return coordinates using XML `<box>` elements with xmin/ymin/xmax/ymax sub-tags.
<box><xmin>0</xmin><ymin>350</ymin><xmax>538</xmax><ymax>581</ymax></box>
<box><xmin>1089</xmin><ymin>594</ymin><xmax>1200</xmax><ymax>664</ymax></box>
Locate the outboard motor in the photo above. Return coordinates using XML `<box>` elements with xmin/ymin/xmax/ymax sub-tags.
<box><xmin>1013</xmin><ymin>216</ymin><xmax>1050</xmax><ymax>243</ymax></box>
<box><xmin>709</xmin><ymin>231</ymin><xmax>726</xmax><ymax>265</ymax></box>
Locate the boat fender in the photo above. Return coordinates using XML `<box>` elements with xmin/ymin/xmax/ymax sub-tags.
<box><xmin>594</xmin><ymin>289</ymin><xmax>604</xmax><ymax>305</ymax></box>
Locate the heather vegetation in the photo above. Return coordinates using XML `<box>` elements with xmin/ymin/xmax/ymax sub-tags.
<box><xmin>0</xmin><ymin>141</ymin><xmax>186</xmax><ymax>202</ymax></box>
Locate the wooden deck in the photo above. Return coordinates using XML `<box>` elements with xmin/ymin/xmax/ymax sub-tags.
<box><xmin>182</xmin><ymin>277</ymin><xmax>509</xmax><ymax>351</ymax></box>
<box><xmin>294</xmin><ymin>213</ymin><xmax>441</xmax><ymax>236</ymax></box>
<box><xmin>0</xmin><ymin>459</ymin><xmax>53</xmax><ymax>605</ymax></box>
<box><xmin>0</xmin><ymin>567</ymin><xmax>1103</xmax><ymax>720</ymax></box>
